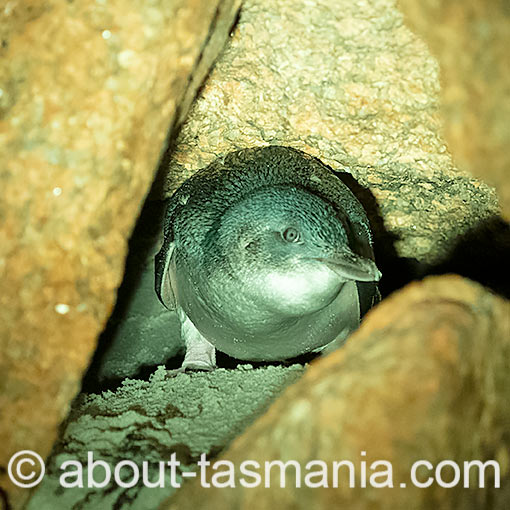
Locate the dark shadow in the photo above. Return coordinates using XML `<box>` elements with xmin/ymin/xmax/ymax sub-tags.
<box><xmin>215</xmin><ymin>349</ymin><xmax>320</xmax><ymax>370</ymax></box>
<box><xmin>423</xmin><ymin>215</ymin><xmax>510</xmax><ymax>299</ymax></box>
<box><xmin>0</xmin><ymin>490</ymin><xmax>10</xmax><ymax>510</ymax></box>
<box><xmin>80</xmin><ymin>197</ymin><xmax>169</xmax><ymax>393</ymax></box>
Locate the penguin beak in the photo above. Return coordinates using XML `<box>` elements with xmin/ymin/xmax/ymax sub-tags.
<box><xmin>315</xmin><ymin>248</ymin><xmax>382</xmax><ymax>282</ymax></box>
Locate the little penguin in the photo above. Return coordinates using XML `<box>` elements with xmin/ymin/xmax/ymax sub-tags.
<box><xmin>155</xmin><ymin>146</ymin><xmax>381</xmax><ymax>370</ymax></box>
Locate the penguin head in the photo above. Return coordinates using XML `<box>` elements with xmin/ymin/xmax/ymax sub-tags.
<box><xmin>214</xmin><ymin>185</ymin><xmax>381</xmax><ymax>315</ymax></box>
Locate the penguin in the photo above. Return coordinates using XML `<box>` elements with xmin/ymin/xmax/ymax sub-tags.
<box><xmin>155</xmin><ymin>146</ymin><xmax>381</xmax><ymax>370</ymax></box>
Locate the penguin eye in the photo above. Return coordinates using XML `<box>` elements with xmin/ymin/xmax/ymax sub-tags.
<box><xmin>282</xmin><ymin>227</ymin><xmax>301</xmax><ymax>243</ymax></box>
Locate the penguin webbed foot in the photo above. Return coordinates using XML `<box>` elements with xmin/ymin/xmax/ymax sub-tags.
<box><xmin>166</xmin><ymin>360</ymin><xmax>216</xmax><ymax>378</ymax></box>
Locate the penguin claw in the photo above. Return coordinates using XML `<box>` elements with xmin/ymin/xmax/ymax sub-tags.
<box><xmin>166</xmin><ymin>363</ymin><xmax>217</xmax><ymax>378</ymax></box>
<box><xmin>165</xmin><ymin>366</ymin><xmax>187</xmax><ymax>378</ymax></box>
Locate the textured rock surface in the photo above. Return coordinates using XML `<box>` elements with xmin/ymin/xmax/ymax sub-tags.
<box><xmin>162</xmin><ymin>0</ymin><xmax>499</xmax><ymax>266</ymax></box>
<box><xmin>27</xmin><ymin>364</ymin><xmax>305</xmax><ymax>510</ymax></box>
<box><xmin>399</xmin><ymin>0</ymin><xmax>510</xmax><ymax>218</ymax></box>
<box><xmin>163</xmin><ymin>276</ymin><xmax>510</xmax><ymax>510</ymax></box>
<box><xmin>0</xmin><ymin>0</ymin><xmax>241</xmax><ymax>508</ymax></box>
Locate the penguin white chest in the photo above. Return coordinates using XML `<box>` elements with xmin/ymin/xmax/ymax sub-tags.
<box><xmin>262</xmin><ymin>263</ymin><xmax>343</xmax><ymax>315</ymax></box>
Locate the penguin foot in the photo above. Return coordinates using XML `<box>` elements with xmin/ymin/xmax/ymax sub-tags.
<box><xmin>166</xmin><ymin>361</ymin><xmax>217</xmax><ymax>378</ymax></box>
<box><xmin>176</xmin><ymin>307</ymin><xmax>217</xmax><ymax>373</ymax></box>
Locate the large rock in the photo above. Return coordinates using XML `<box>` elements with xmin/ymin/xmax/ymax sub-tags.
<box><xmin>398</xmin><ymin>0</ymin><xmax>510</xmax><ymax>218</ymax></box>
<box><xmin>163</xmin><ymin>275</ymin><xmax>510</xmax><ymax>510</ymax></box>
<box><xmin>0</xmin><ymin>0</ymin><xmax>241</xmax><ymax>508</ymax></box>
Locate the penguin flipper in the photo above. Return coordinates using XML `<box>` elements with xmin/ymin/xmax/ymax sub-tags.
<box><xmin>155</xmin><ymin>241</ymin><xmax>177</xmax><ymax>310</ymax></box>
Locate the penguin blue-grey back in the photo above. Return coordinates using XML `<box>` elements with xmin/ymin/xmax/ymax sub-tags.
<box><xmin>155</xmin><ymin>146</ymin><xmax>381</xmax><ymax>370</ymax></box>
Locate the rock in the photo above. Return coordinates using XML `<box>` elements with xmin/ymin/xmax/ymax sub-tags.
<box><xmin>399</xmin><ymin>0</ymin><xmax>510</xmax><ymax>219</ymax></box>
<box><xmin>0</xmin><ymin>0</ymin><xmax>241</xmax><ymax>508</ymax></box>
<box><xmin>27</xmin><ymin>364</ymin><xmax>305</xmax><ymax>510</ymax></box>
<box><xmin>162</xmin><ymin>275</ymin><xmax>510</xmax><ymax>510</ymax></box>
<box><xmin>162</xmin><ymin>0</ymin><xmax>499</xmax><ymax>268</ymax></box>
